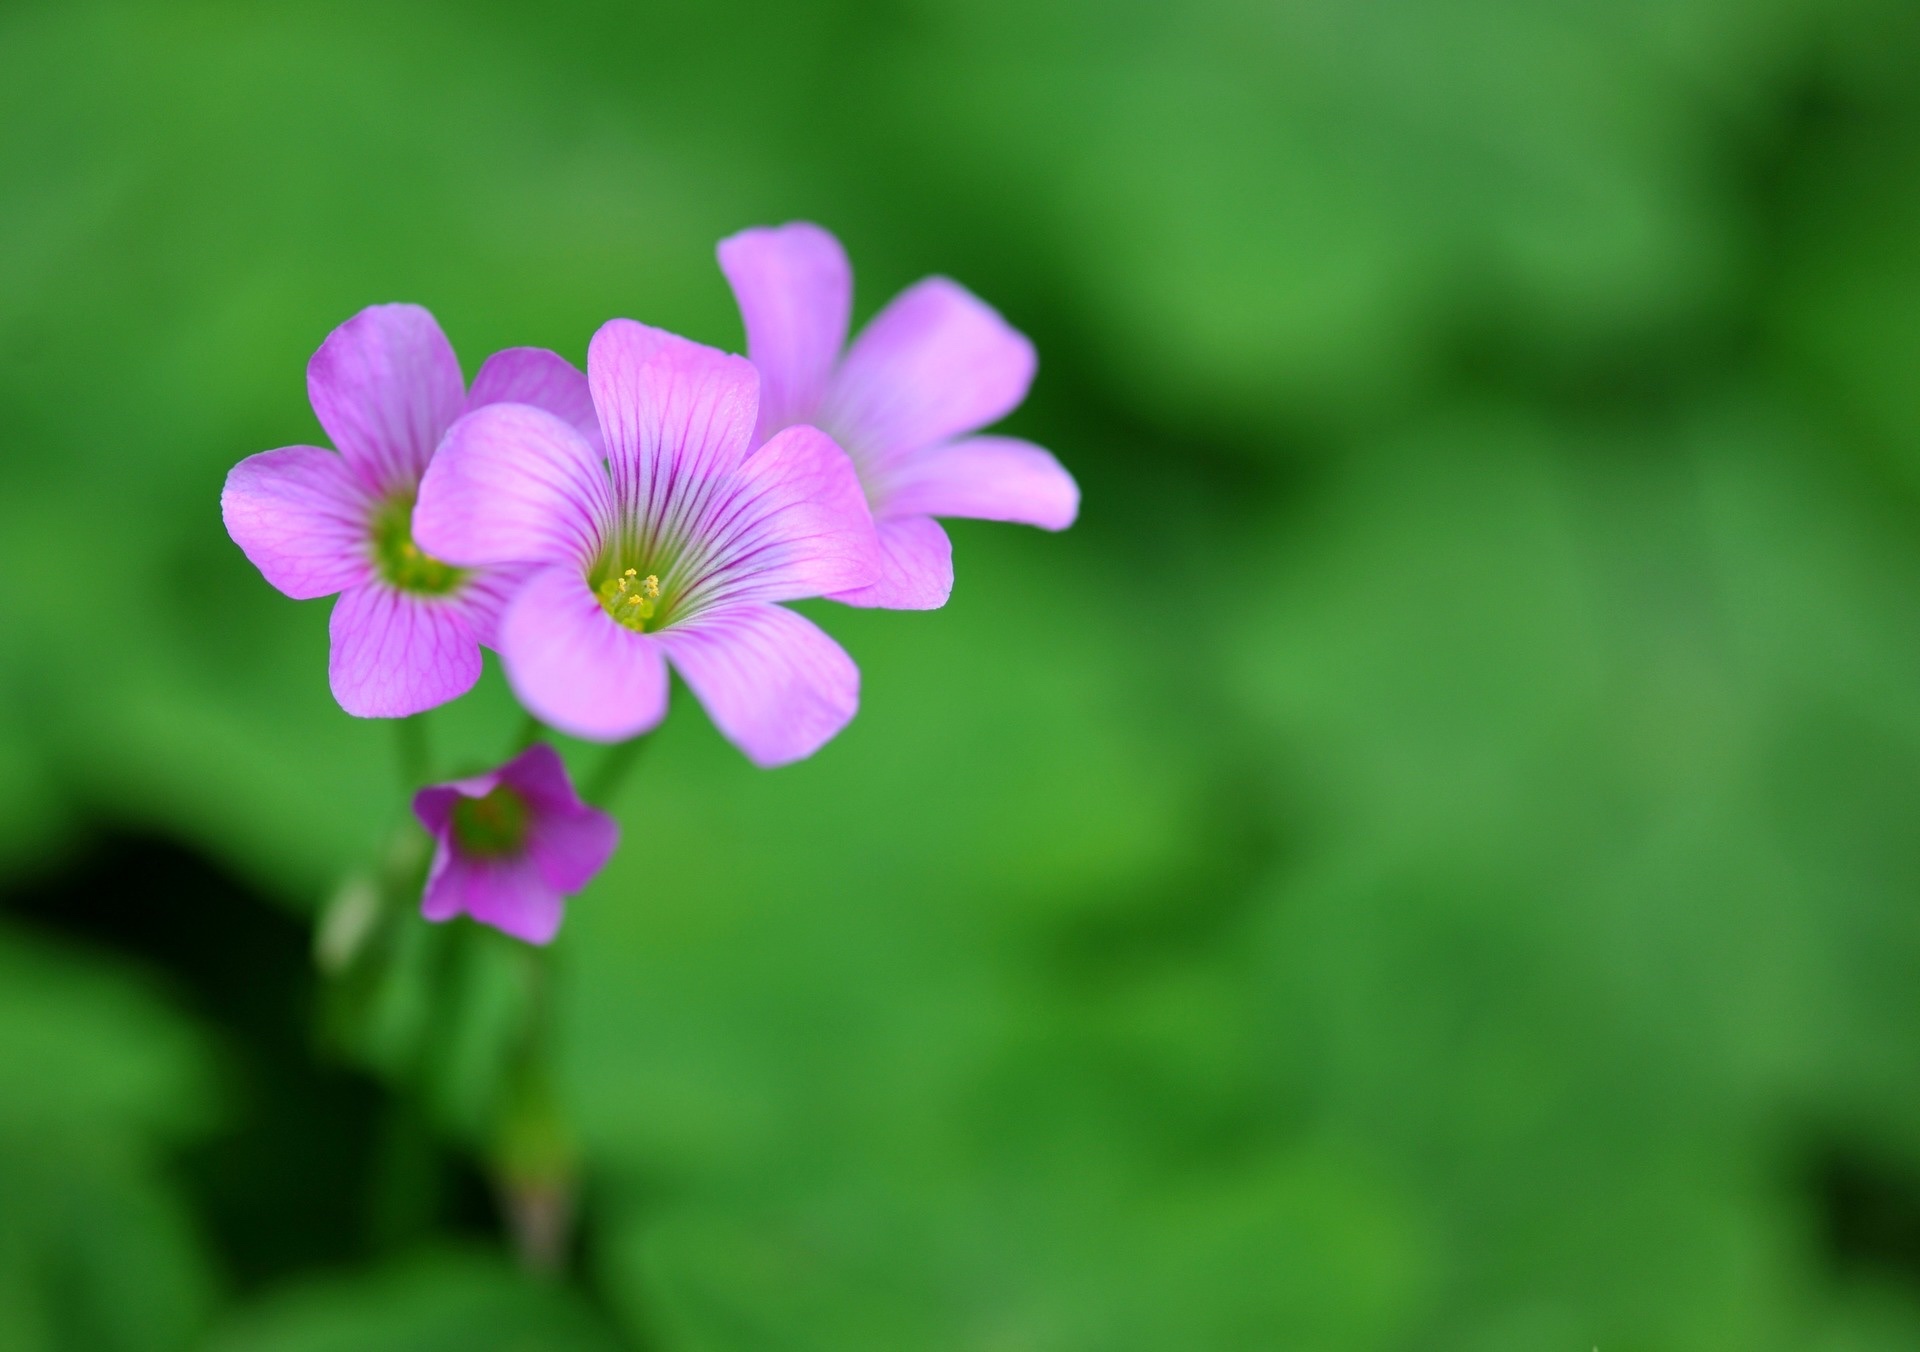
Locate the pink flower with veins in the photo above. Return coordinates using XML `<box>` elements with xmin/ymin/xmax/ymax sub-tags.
<box><xmin>413</xmin><ymin>321</ymin><xmax>880</xmax><ymax>767</ymax></box>
<box><xmin>718</xmin><ymin>222</ymin><xmax>1079</xmax><ymax>610</ymax></box>
<box><xmin>220</xmin><ymin>304</ymin><xmax>602</xmax><ymax>717</ymax></box>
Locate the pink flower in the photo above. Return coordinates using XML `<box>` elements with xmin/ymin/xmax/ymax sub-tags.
<box><xmin>412</xmin><ymin>744</ymin><xmax>618</xmax><ymax>945</ymax></box>
<box><xmin>717</xmin><ymin>222</ymin><xmax>1079</xmax><ymax>610</ymax></box>
<box><xmin>221</xmin><ymin>304</ymin><xmax>602</xmax><ymax>717</ymax></box>
<box><xmin>413</xmin><ymin>321</ymin><xmax>879</xmax><ymax>766</ymax></box>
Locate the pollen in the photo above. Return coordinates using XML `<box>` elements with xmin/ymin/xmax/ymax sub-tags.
<box><xmin>598</xmin><ymin>569</ymin><xmax>663</xmax><ymax>631</ymax></box>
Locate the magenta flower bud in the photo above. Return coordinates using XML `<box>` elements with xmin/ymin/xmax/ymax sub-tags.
<box><xmin>717</xmin><ymin>222</ymin><xmax>1079</xmax><ymax>610</ymax></box>
<box><xmin>411</xmin><ymin>744</ymin><xmax>618</xmax><ymax>945</ymax></box>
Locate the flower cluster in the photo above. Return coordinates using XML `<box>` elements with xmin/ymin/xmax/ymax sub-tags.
<box><xmin>222</xmin><ymin>223</ymin><xmax>1077</xmax><ymax>942</ymax></box>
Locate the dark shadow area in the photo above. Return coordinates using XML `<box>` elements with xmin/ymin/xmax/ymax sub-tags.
<box><xmin>0</xmin><ymin>829</ymin><xmax>496</xmax><ymax>1289</ymax></box>
<box><xmin>1813</xmin><ymin>1144</ymin><xmax>1920</xmax><ymax>1288</ymax></box>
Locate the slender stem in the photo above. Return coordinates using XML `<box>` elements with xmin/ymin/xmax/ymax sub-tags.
<box><xmin>496</xmin><ymin>942</ymin><xmax>575</xmax><ymax>1276</ymax></box>
<box><xmin>394</xmin><ymin>713</ymin><xmax>431</xmax><ymax>789</ymax></box>
<box><xmin>586</xmin><ymin>734</ymin><xmax>649</xmax><ymax>807</ymax></box>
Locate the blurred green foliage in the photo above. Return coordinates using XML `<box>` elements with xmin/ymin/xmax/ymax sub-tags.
<box><xmin>6</xmin><ymin>0</ymin><xmax>1920</xmax><ymax>1347</ymax></box>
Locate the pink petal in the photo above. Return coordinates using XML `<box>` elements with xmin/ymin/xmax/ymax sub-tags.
<box><xmin>877</xmin><ymin>434</ymin><xmax>1079</xmax><ymax>529</ymax></box>
<box><xmin>413</xmin><ymin>781</ymin><xmax>488</xmax><ymax>839</ymax></box>
<box><xmin>494</xmin><ymin>743</ymin><xmax>621</xmax><ymax>883</ymax></box>
<box><xmin>717</xmin><ymin>223</ymin><xmax>852</xmax><ymax>444</ymax></box>
<box><xmin>467</xmin><ymin>347</ymin><xmax>603</xmax><ymax>454</ymax></box>
<box><xmin>826</xmin><ymin>515</ymin><xmax>953</xmax><ymax>611</ymax></box>
<box><xmin>822</xmin><ymin>278</ymin><xmax>1036</xmax><ymax>471</ymax></box>
<box><xmin>587</xmin><ymin>320</ymin><xmax>759</xmax><ymax>526</ymax></box>
<box><xmin>527</xmin><ymin>806</ymin><xmax>620</xmax><ymax>894</ymax></box>
<box><xmin>414</xmin><ymin>404</ymin><xmax>610</xmax><ymax>569</ymax></box>
<box><xmin>656</xmin><ymin>603</ymin><xmax>859</xmax><ymax>767</ymax></box>
<box><xmin>307</xmin><ymin>304</ymin><xmax>466</xmax><ymax>495</ymax></box>
<box><xmin>492</xmin><ymin>741</ymin><xmax>580</xmax><ymax>812</ymax></box>
<box><xmin>328</xmin><ymin>582</ymin><xmax>482</xmax><ymax>718</ymax></box>
<box><xmin>678</xmin><ymin>424</ymin><xmax>878</xmax><ymax>612</ymax></box>
<box><xmin>445</xmin><ymin>563</ymin><xmax>533</xmax><ymax>649</ymax></box>
<box><xmin>497</xmin><ymin>565</ymin><xmax>669</xmax><ymax>742</ymax></box>
<box><xmin>221</xmin><ymin>446</ymin><xmax>374</xmax><ymax>599</ymax></box>
<box><xmin>422</xmin><ymin>854</ymin><xmax>565</xmax><ymax>945</ymax></box>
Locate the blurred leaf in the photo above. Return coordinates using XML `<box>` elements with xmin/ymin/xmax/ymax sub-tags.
<box><xmin>0</xmin><ymin>929</ymin><xmax>219</xmax><ymax>1352</ymax></box>
<box><xmin>204</xmin><ymin>1250</ymin><xmax>621</xmax><ymax>1352</ymax></box>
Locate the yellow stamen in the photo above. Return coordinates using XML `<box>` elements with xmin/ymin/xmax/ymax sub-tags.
<box><xmin>598</xmin><ymin>566</ymin><xmax>662</xmax><ymax>630</ymax></box>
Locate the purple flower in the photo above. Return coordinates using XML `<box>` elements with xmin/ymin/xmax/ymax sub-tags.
<box><xmin>221</xmin><ymin>304</ymin><xmax>603</xmax><ymax>717</ymax></box>
<box><xmin>412</xmin><ymin>321</ymin><xmax>879</xmax><ymax>766</ymax></box>
<box><xmin>717</xmin><ymin>222</ymin><xmax>1079</xmax><ymax>610</ymax></box>
<box><xmin>412</xmin><ymin>743</ymin><xmax>618</xmax><ymax>945</ymax></box>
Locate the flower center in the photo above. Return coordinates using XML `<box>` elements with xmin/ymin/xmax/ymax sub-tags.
<box><xmin>372</xmin><ymin>492</ymin><xmax>464</xmax><ymax>595</ymax></box>
<box><xmin>451</xmin><ymin>785</ymin><xmax>531</xmax><ymax>857</ymax></box>
<box><xmin>596</xmin><ymin>567</ymin><xmax>663</xmax><ymax>633</ymax></box>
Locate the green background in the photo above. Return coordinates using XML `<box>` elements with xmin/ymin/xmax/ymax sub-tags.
<box><xmin>7</xmin><ymin>0</ymin><xmax>1920</xmax><ymax>1347</ymax></box>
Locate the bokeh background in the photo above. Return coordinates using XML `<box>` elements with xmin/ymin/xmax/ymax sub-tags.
<box><xmin>6</xmin><ymin>0</ymin><xmax>1920</xmax><ymax>1347</ymax></box>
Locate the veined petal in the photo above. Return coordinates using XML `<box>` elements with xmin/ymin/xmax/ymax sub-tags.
<box><xmin>657</xmin><ymin>603</ymin><xmax>859</xmax><ymax>767</ymax></box>
<box><xmin>877</xmin><ymin>435</ymin><xmax>1079</xmax><ymax>530</ymax></box>
<box><xmin>823</xmin><ymin>278</ymin><xmax>1035</xmax><ymax>470</ymax></box>
<box><xmin>328</xmin><ymin>582</ymin><xmax>482</xmax><ymax>718</ymax></box>
<box><xmin>677</xmin><ymin>424</ymin><xmax>878</xmax><ymax>611</ymax></box>
<box><xmin>588</xmin><ymin>320</ymin><xmax>759</xmax><ymax>534</ymax></box>
<box><xmin>447</xmin><ymin>563</ymin><xmax>532</xmax><ymax>650</ymax></box>
<box><xmin>498</xmin><ymin>565</ymin><xmax>669</xmax><ymax>742</ymax></box>
<box><xmin>718</xmin><ymin>222</ymin><xmax>852</xmax><ymax>444</ymax></box>
<box><xmin>468</xmin><ymin>347</ymin><xmax>603</xmax><ymax>454</ymax></box>
<box><xmin>827</xmin><ymin>515</ymin><xmax>953</xmax><ymax>611</ymax></box>
<box><xmin>222</xmin><ymin>446</ymin><xmax>374</xmax><ymax>599</ymax></box>
<box><xmin>422</xmin><ymin>854</ymin><xmax>565</xmax><ymax>945</ymax></box>
<box><xmin>307</xmin><ymin>304</ymin><xmax>466</xmax><ymax>495</ymax></box>
<box><xmin>415</xmin><ymin>404</ymin><xmax>609</xmax><ymax>569</ymax></box>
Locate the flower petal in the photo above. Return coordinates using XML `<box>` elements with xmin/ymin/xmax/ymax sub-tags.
<box><xmin>328</xmin><ymin>582</ymin><xmax>482</xmax><ymax>718</ymax></box>
<box><xmin>822</xmin><ymin>278</ymin><xmax>1035</xmax><ymax>470</ymax></box>
<box><xmin>678</xmin><ymin>424</ymin><xmax>878</xmax><ymax>611</ymax></box>
<box><xmin>717</xmin><ymin>222</ymin><xmax>852</xmax><ymax>444</ymax></box>
<box><xmin>415</xmin><ymin>403</ymin><xmax>609</xmax><ymax>569</ymax></box>
<box><xmin>527</xmin><ymin>805</ymin><xmax>619</xmax><ymax>894</ymax></box>
<box><xmin>445</xmin><ymin>563</ymin><xmax>533</xmax><ymax>649</ymax></box>
<box><xmin>413</xmin><ymin>781</ymin><xmax>485</xmax><ymax>839</ymax></box>
<box><xmin>421</xmin><ymin>854</ymin><xmax>566</xmax><ymax>945</ymax></box>
<box><xmin>656</xmin><ymin>603</ymin><xmax>859</xmax><ymax>767</ymax></box>
<box><xmin>826</xmin><ymin>515</ymin><xmax>953</xmax><ymax>611</ymax></box>
<box><xmin>876</xmin><ymin>434</ymin><xmax>1079</xmax><ymax>529</ymax></box>
<box><xmin>497</xmin><ymin>565</ymin><xmax>669</xmax><ymax>742</ymax></box>
<box><xmin>307</xmin><ymin>304</ymin><xmax>466</xmax><ymax>495</ymax></box>
<box><xmin>467</xmin><ymin>347</ymin><xmax>603</xmax><ymax>454</ymax></box>
<box><xmin>221</xmin><ymin>446</ymin><xmax>374</xmax><ymax>599</ymax></box>
<box><xmin>588</xmin><ymin>320</ymin><xmax>759</xmax><ymax>528</ymax></box>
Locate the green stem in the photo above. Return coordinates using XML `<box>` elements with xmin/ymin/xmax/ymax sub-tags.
<box><xmin>394</xmin><ymin>713</ymin><xmax>431</xmax><ymax>789</ymax></box>
<box><xmin>586</xmin><ymin>734</ymin><xmax>649</xmax><ymax>807</ymax></box>
<box><xmin>495</xmin><ymin>943</ymin><xmax>575</xmax><ymax>1276</ymax></box>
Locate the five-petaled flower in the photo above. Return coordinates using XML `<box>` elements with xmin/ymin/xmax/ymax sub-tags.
<box><xmin>718</xmin><ymin>222</ymin><xmax>1079</xmax><ymax>610</ymax></box>
<box><xmin>221</xmin><ymin>304</ymin><xmax>602</xmax><ymax>717</ymax></box>
<box><xmin>412</xmin><ymin>743</ymin><xmax>618</xmax><ymax>945</ymax></box>
<box><xmin>413</xmin><ymin>321</ymin><xmax>880</xmax><ymax>766</ymax></box>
